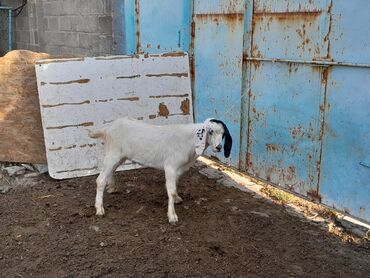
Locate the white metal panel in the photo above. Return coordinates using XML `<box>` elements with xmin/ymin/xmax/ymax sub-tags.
<box><xmin>35</xmin><ymin>53</ymin><xmax>193</xmax><ymax>179</ymax></box>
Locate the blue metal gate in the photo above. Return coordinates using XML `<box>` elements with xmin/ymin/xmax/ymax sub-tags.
<box><xmin>121</xmin><ymin>0</ymin><xmax>370</xmax><ymax>223</ymax></box>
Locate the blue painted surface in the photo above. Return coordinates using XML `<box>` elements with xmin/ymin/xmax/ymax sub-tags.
<box><xmin>320</xmin><ymin>67</ymin><xmax>370</xmax><ymax>220</ymax></box>
<box><xmin>251</xmin><ymin>0</ymin><xmax>330</xmax><ymax>61</ymax></box>
<box><xmin>247</xmin><ymin>61</ymin><xmax>324</xmax><ymax>195</ymax></box>
<box><xmin>193</xmin><ymin>0</ymin><xmax>245</xmax><ymax>167</ymax></box>
<box><xmin>121</xmin><ymin>0</ymin><xmax>370</xmax><ymax>222</ymax></box>
<box><xmin>329</xmin><ymin>1</ymin><xmax>370</xmax><ymax>64</ymax></box>
<box><xmin>122</xmin><ymin>0</ymin><xmax>137</xmax><ymax>54</ymax></box>
<box><xmin>138</xmin><ymin>0</ymin><xmax>191</xmax><ymax>53</ymax></box>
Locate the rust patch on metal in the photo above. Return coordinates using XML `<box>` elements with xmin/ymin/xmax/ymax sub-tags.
<box><xmin>290</xmin><ymin>125</ymin><xmax>303</xmax><ymax>139</ymax></box>
<box><xmin>195</xmin><ymin>13</ymin><xmax>244</xmax><ymax>32</ymax></box>
<box><xmin>95</xmin><ymin>56</ymin><xmax>137</xmax><ymax>61</ymax></box>
<box><xmin>158</xmin><ymin>103</ymin><xmax>170</xmax><ymax>118</ymax></box>
<box><xmin>161</xmin><ymin>52</ymin><xmax>187</xmax><ymax>57</ymax></box>
<box><xmin>253</xmin><ymin>10</ymin><xmax>322</xmax><ymax>19</ymax></box>
<box><xmin>290</xmin><ymin>144</ymin><xmax>299</xmax><ymax>155</ymax></box>
<box><xmin>324</xmin><ymin>0</ymin><xmax>333</xmax><ymax>59</ymax></box>
<box><xmin>180</xmin><ymin>98</ymin><xmax>190</xmax><ymax>115</ymax></box>
<box><xmin>146</xmin><ymin>73</ymin><xmax>188</xmax><ymax>78</ymax></box>
<box><xmin>49</xmin><ymin>147</ymin><xmax>62</xmax><ymax>152</ymax></box>
<box><xmin>79</xmin><ymin>143</ymin><xmax>97</xmax><ymax>148</ymax></box>
<box><xmin>42</xmin><ymin>100</ymin><xmax>90</xmax><ymax>108</ymax></box>
<box><xmin>195</xmin><ymin>13</ymin><xmax>244</xmax><ymax>20</ymax></box>
<box><xmin>321</xmin><ymin>67</ymin><xmax>329</xmax><ymax>85</ymax></box>
<box><xmin>117</xmin><ymin>97</ymin><xmax>139</xmax><ymax>101</ymax></box>
<box><xmin>250</xmin><ymin>60</ymin><xmax>262</xmax><ymax>70</ymax></box>
<box><xmin>265</xmin><ymin>144</ymin><xmax>279</xmax><ymax>152</ymax></box>
<box><xmin>307</xmin><ymin>189</ymin><xmax>322</xmax><ymax>203</ymax></box>
<box><xmin>45</xmin><ymin>79</ymin><xmax>90</xmax><ymax>86</ymax></box>
<box><xmin>149</xmin><ymin>114</ymin><xmax>156</xmax><ymax>119</ymax></box>
<box><xmin>135</xmin><ymin>0</ymin><xmax>141</xmax><ymax>53</ymax></box>
<box><xmin>116</xmin><ymin>74</ymin><xmax>141</xmax><ymax>79</ymax></box>
<box><xmin>46</xmin><ymin>122</ymin><xmax>94</xmax><ymax>130</ymax></box>
<box><xmin>149</xmin><ymin>94</ymin><xmax>189</xmax><ymax>99</ymax></box>
<box><xmin>95</xmin><ymin>99</ymin><xmax>113</xmax><ymax>103</ymax></box>
<box><xmin>36</xmin><ymin>58</ymin><xmax>84</xmax><ymax>65</ymax></box>
<box><xmin>56</xmin><ymin>166</ymin><xmax>98</xmax><ymax>174</ymax></box>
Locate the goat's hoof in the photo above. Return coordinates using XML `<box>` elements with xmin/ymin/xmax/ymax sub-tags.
<box><xmin>174</xmin><ymin>195</ymin><xmax>183</xmax><ymax>204</ymax></box>
<box><xmin>168</xmin><ymin>214</ymin><xmax>178</xmax><ymax>225</ymax></box>
<box><xmin>96</xmin><ymin>206</ymin><xmax>105</xmax><ymax>216</ymax></box>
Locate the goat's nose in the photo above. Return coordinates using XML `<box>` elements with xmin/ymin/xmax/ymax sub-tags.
<box><xmin>216</xmin><ymin>144</ymin><xmax>222</xmax><ymax>151</ymax></box>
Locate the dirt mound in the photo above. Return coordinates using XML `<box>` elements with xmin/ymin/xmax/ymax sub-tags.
<box><xmin>0</xmin><ymin>50</ymin><xmax>50</xmax><ymax>163</ymax></box>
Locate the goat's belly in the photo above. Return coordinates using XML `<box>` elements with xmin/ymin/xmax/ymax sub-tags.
<box><xmin>129</xmin><ymin>156</ymin><xmax>165</xmax><ymax>170</ymax></box>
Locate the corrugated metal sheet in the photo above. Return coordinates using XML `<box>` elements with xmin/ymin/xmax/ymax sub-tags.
<box><xmin>119</xmin><ymin>0</ymin><xmax>370</xmax><ymax>222</ymax></box>
<box><xmin>193</xmin><ymin>0</ymin><xmax>245</xmax><ymax>167</ymax></box>
<box><xmin>35</xmin><ymin>53</ymin><xmax>193</xmax><ymax>179</ymax></box>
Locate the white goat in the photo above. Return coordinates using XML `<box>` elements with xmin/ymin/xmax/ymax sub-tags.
<box><xmin>88</xmin><ymin>117</ymin><xmax>232</xmax><ymax>224</ymax></box>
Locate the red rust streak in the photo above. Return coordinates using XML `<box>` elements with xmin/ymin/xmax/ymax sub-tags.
<box><xmin>117</xmin><ymin>97</ymin><xmax>139</xmax><ymax>101</ymax></box>
<box><xmin>49</xmin><ymin>147</ymin><xmax>62</xmax><ymax>151</ymax></box>
<box><xmin>149</xmin><ymin>94</ymin><xmax>189</xmax><ymax>98</ymax></box>
<box><xmin>146</xmin><ymin>73</ymin><xmax>188</xmax><ymax>78</ymax></box>
<box><xmin>79</xmin><ymin>143</ymin><xmax>96</xmax><ymax>148</ymax></box>
<box><xmin>95</xmin><ymin>99</ymin><xmax>113</xmax><ymax>103</ymax></box>
<box><xmin>161</xmin><ymin>52</ymin><xmax>187</xmax><ymax>57</ymax></box>
<box><xmin>46</xmin><ymin>79</ymin><xmax>90</xmax><ymax>86</ymax></box>
<box><xmin>95</xmin><ymin>55</ymin><xmax>139</xmax><ymax>60</ymax></box>
<box><xmin>37</xmin><ymin>58</ymin><xmax>84</xmax><ymax>65</ymax></box>
<box><xmin>116</xmin><ymin>74</ymin><xmax>141</xmax><ymax>79</ymax></box>
<box><xmin>253</xmin><ymin>10</ymin><xmax>322</xmax><ymax>18</ymax></box>
<box><xmin>46</xmin><ymin>122</ymin><xmax>94</xmax><ymax>130</ymax></box>
<box><xmin>42</xmin><ymin>100</ymin><xmax>90</xmax><ymax>108</ymax></box>
<box><xmin>195</xmin><ymin>13</ymin><xmax>244</xmax><ymax>19</ymax></box>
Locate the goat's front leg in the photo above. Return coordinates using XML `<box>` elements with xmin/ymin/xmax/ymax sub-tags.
<box><xmin>164</xmin><ymin>167</ymin><xmax>179</xmax><ymax>224</ymax></box>
<box><xmin>95</xmin><ymin>155</ymin><xmax>122</xmax><ymax>216</ymax></box>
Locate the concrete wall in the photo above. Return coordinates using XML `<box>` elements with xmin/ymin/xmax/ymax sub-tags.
<box><xmin>0</xmin><ymin>0</ymin><xmax>125</xmax><ymax>56</ymax></box>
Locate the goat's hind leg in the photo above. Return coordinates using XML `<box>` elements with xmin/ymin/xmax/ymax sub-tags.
<box><xmin>164</xmin><ymin>167</ymin><xmax>179</xmax><ymax>224</ymax></box>
<box><xmin>95</xmin><ymin>154</ymin><xmax>123</xmax><ymax>216</ymax></box>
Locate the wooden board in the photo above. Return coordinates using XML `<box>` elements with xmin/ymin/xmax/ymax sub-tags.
<box><xmin>35</xmin><ymin>52</ymin><xmax>193</xmax><ymax>179</ymax></box>
<box><xmin>0</xmin><ymin>50</ymin><xmax>50</xmax><ymax>163</ymax></box>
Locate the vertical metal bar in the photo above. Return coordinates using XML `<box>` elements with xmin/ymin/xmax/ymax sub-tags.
<box><xmin>135</xmin><ymin>0</ymin><xmax>141</xmax><ymax>53</ymax></box>
<box><xmin>8</xmin><ymin>8</ymin><xmax>12</xmax><ymax>51</ymax></box>
<box><xmin>240</xmin><ymin>0</ymin><xmax>254</xmax><ymax>171</ymax></box>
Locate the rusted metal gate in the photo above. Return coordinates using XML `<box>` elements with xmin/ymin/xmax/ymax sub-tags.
<box><xmin>121</xmin><ymin>0</ymin><xmax>370</xmax><ymax>223</ymax></box>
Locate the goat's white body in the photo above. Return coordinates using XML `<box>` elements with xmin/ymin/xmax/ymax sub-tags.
<box><xmin>90</xmin><ymin>117</ymin><xmax>212</xmax><ymax>224</ymax></box>
<box><xmin>99</xmin><ymin>118</ymin><xmax>202</xmax><ymax>171</ymax></box>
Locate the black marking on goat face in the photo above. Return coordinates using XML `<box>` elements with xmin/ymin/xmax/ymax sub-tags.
<box><xmin>210</xmin><ymin>119</ymin><xmax>233</xmax><ymax>158</ymax></box>
<box><xmin>196</xmin><ymin>128</ymin><xmax>205</xmax><ymax>140</ymax></box>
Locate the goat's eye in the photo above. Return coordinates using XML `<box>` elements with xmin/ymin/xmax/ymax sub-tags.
<box><xmin>209</xmin><ymin>129</ymin><xmax>214</xmax><ymax>135</ymax></box>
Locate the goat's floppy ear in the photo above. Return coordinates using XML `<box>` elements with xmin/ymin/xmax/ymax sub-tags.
<box><xmin>222</xmin><ymin>123</ymin><xmax>232</xmax><ymax>158</ymax></box>
<box><xmin>210</xmin><ymin>119</ymin><xmax>233</xmax><ymax>158</ymax></box>
<box><xmin>195</xmin><ymin>126</ymin><xmax>208</xmax><ymax>155</ymax></box>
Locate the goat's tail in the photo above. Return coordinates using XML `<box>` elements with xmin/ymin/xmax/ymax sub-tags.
<box><xmin>88</xmin><ymin>129</ymin><xmax>105</xmax><ymax>139</ymax></box>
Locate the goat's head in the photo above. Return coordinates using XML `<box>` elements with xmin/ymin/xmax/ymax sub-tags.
<box><xmin>195</xmin><ymin>118</ymin><xmax>233</xmax><ymax>158</ymax></box>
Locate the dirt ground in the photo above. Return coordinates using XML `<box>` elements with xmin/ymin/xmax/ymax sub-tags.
<box><xmin>1</xmin><ymin>167</ymin><xmax>369</xmax><ymax>278</ymax></box>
